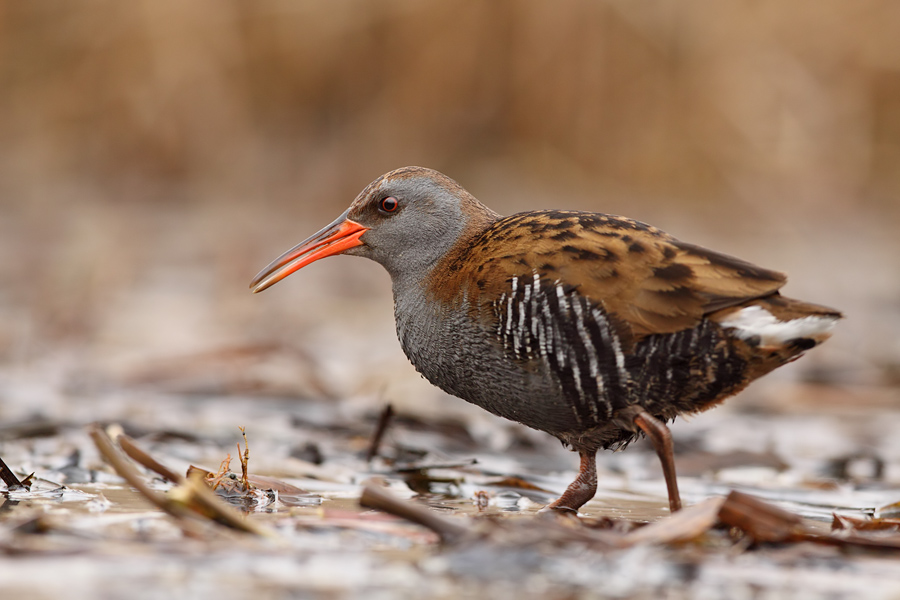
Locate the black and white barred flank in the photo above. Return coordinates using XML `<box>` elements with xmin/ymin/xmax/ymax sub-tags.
<box><xmin>492</xmin><ymin>273</ymin><xmax>631</xmax><ymax>427</ymax></box>
<box><xmin>492</xmin><ymin>273</ymin><xmax>754</xmax><ymax>432</ymax></box>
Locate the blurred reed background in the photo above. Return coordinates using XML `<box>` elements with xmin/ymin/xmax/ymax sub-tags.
<box><xmin>0</xmin><ymin>1</ymin><xmax>898</xmax><ymax>412</ymax></box>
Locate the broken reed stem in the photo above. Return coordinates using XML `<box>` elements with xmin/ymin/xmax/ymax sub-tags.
<box><xmin>717</xmin><ymin>490</ymin><xmax>803</xmax><ymax>543</ymax></box>
<box><xmin>89</xmin><ymin>426</ymin><xmax>203</xmax><ymax>534</ymax></box>
<box><xmin>0</xmin><ymin>455</ymin><xmax>24</xmax><ymax>489</ymax></box>
<box><xmin>366</xmin><ymin>403</ymin><xmax>395</xmax><ymax>463</ymax></box>
<box><xmin>359</xmin><ymin>483</ymin><xmax>468</xmax><ymax>544</ymax></box>
<box><xmin>239</xmin><ymin>427</ymin><xmax>250</xmax><ymax>493</ymax></box>
<box><xmin>89</xmin><ymin>425</ymin><xmax>271</xmax><ymax>537</ymax></box>
<box><xmin>168</xmin><ymin>472</ymin><xmax>273</xmax><ymax>537</ymax></box>
<box><xmin>118</xmin><ymin>435</ymin><xmax>184</xmax><ymax>483</ymax></box>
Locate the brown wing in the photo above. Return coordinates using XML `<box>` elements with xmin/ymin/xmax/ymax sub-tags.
<box><xmin>433</xmin><ymin>210</ymin><xmax>786</xmax><ymax>344</ymax></box>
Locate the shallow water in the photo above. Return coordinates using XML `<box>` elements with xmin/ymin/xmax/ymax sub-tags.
<box><xmin>2</xmin><ymin>375</ymin><xmax>899</xmax><ymax>600</ymax></box>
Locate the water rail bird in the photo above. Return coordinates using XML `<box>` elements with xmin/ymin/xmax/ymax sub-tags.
<box><xmin>251</xmin><ymin>166</ymin><xmax>841</xmax><ymax>513</ymax></box>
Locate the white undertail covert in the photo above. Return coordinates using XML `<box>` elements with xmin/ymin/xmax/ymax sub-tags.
<box><xmin>719</xmin><ymin>305</ymin><xmax>838</xmax><ymax>346</ymax></box>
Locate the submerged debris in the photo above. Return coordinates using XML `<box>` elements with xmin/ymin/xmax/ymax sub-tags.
<box><xmin>360</xmin><ymin>483</ymin><xmax>900</xmax><ymax>554</ymax></box>
<box><xmin>0</xmin><ymin>455</ymin><xmax>32</xmax><ymax>491</ymax></box>
<box><xmin>90</xmin><ymin>425</ymin><xmax>273</xmax><ymax>537</ymax></box>
<box><xmin>875</xmin><ymin>499</ymin><xmax>900</xmax><ymax>519</ymax></box>
<box><xmin>0</xmin><ymin>380</ymin><xmax>897</xmax><ymax>599</ymax></box>
<box><xmin>187</xmin><ymin>429</ymin><xmax>321</xmax><ymax>509</ymax></box>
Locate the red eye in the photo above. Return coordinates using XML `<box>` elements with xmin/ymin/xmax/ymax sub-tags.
<box><xmin>380</xmin><ymin>196</ymin><xmax>399</xmax><ymax>213</ymax></box>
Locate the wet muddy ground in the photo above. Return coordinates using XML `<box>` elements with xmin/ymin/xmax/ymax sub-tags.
<box><xmin>2</xmin><ymin>357</ymin><xmax>900</xmax><ymax>599</ymax></box>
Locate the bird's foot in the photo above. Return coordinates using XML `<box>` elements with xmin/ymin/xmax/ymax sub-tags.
<box><xmin>541</xmin><ymin>450</ymin><xmax>598</xmax><ymax>514</ymax></box>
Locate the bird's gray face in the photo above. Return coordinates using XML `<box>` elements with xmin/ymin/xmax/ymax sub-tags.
<box><xmin>250</xmin><ymin>167</ymin><xmax>474</xmax><ymax>293</ymax></box>
<box><xmin>342</xmin><ymin>173</ymin><xmax>469</xmax><ymax>279</ymax></box>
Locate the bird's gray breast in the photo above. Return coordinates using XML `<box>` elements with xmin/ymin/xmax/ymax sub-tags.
<box><xmin>391</xmin><ymin>273</ymin><xmax>631</xmax><ymax>437</ymax></box>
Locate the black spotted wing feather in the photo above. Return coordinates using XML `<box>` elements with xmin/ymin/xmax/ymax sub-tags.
<box><xmin>436</xmin><ymin>210</ymin><xmax>786</xmax><ymax>343</ymax></box>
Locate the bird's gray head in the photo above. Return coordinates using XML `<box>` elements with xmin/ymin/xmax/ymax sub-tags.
<box><xmin>250</xmin><ymin>167</ymin><xmax>499</xmax><ymax>292</ymax></box>
<box><xmin>343</xmin><ymin>166</ymin><xmax>499</xmax><ymax>278</ymax></box>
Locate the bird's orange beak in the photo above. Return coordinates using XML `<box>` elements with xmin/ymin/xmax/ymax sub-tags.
<box><xmin>250</xmin><ymin>211</ymin><xmax>368</xmax><ymax>293</ymax></box>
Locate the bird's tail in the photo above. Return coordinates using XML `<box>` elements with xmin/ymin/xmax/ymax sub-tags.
<box><xmin>712</xmin><ymin>294</ymin><xmax>841</xmax><ymax>375</ymax></box>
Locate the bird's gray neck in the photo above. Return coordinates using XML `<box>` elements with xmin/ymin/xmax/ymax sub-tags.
<box><xmin>391</xmin><ymin>273</ymin><xmax>459</xmax><ymax>382</ymax></box>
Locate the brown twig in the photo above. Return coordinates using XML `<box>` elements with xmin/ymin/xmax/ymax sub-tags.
<box><xmin>168</xmin><ymin>471</ymin><xmax>272</xmax><ymax>536</ymax></box>
<box><xmin>0</xmin><ymin>455</ymin><xmax>26</xmax><ymax>489</ymax></box>
<box><xmin>359</xmin><ymin>483</ymin><xmax>469</xmax><ymax>544</ymax></box>
<box><xmin>90</xmin><ymin>426</ymin><xmax>205</xmax><ymax>536</ymax></box>
<box><xmin>366</xmin><ymin>404</ymin><xmax>395</xmax><ymax>463</ymax></box>
<box><xmin>717</xmin><ymin>490</ymin><xmax>804</xmax><ymax>543</ymax></box>
<box><xmin>718</xmin><ymin>491</ymin><xmax>900</xmax><ymax>551</ymax></box>
<box><xmin>89</xmin><ymin>425</ymin><xmax>272</xmax><ymax>537</ymax></box>
<box><xmin>118</xmin><ymin>435</ymin><xmax>184</xmax><ymax>483</ymax></box>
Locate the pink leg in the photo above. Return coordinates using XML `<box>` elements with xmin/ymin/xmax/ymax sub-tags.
<box><xmin>633</xmin><ymin>409</ymin><xmax>682</xmax><ymax>512</ymax></box>
<box><xmin>545</xmin><ymin>450</ymin><xmax>598</xmax><ymax>513</ymax></box>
